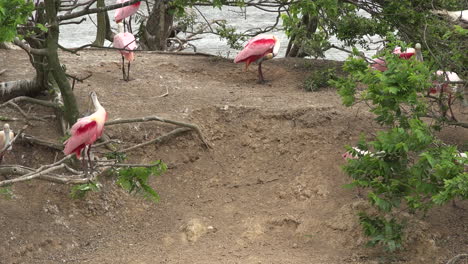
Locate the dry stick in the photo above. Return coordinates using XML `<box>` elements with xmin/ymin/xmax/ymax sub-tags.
<box><xmin>119</xmin><ymin>127</ymin><xmax>191</xmax><ymax>153</ymax></box>
<box><xmin>5</xmin><ymin>101</ymin><xmax>48</xmax><ymax>123</ymax></box>
<box><xmin>0</xmin><ymin>165</ymin><xmax>93</xmax><ymax>185</ymax></box>
<box><xmin>106</xmin><ymin>116</ymin><xmax>211</xmax><ymax>148</ymax></box>
<box><xmin>18</xmin><ymin>134</ymin><xmax>63</xmax><ymax>151</ymax></box>
<box><xmin>96</xmin><ymin>163</ymin><xmax>165</xmax><ymax>168</ymax></box>
<box><xmin>446</xmin><ymin>254</ymin><xmax>468</xmax><ymax>264</ymax></box>
<box><xmin>93</xmin><ymin>139</ymin><xmax>121</xmax><ymax>148</ymax></box>
<box><xmin>0</xmin><ymin>164</ymin><xmax>66</xmax><ymax>187</ymax></box>
<box><xmin>0</xmin><ymin>69</ymin><xmax>6</xmax><ymax>75</ymax></box>
<box><xmin>157</xmin><ymin>87</ymin><xmax>169</xmax><ymax>98</ymax></box>
<box><xmin>1</xmin><ymin>96</ymin><xmax>60</xmax><ymax>109</ymax></box>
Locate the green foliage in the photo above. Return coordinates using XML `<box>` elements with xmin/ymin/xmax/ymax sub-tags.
<box><xmin>70</xmin><ymin>182</ymin><xmax>101</xmax><ymax>199</ymax></box>
<box><xmin>115</xmin><ymin>161</ymin><xmax>167</xmax><ymax>203</ymax></box>
<box><xmin>0</xmin><ymin>187</ymin><xmax>14</xmax><ymax>199</ymax></box>
<box><xmin>0</xmin><ymin>0</ymin><xmax>34</xmax><ymax>42</ymax></box>
<box><xmin>335</xmin><ymin>39</ymin><xmax>468</xmax><ymax>252</ymax></box>
<box><xmin>359</xmin><ymin>213</ymin><xmax>404</xmax><ymax>252</ymax></box>
<box><xmin>214</xmin><ymin>20</ymin><xmax>247</xmax><ymax>50</ymax></box>
<box><xmin>105</xmin><ymin>151</ymin><xmax>127</xmax><ymax>163</ymax></box>
<box><xmin>303</xmin><ymin>68</ymin><xmax>338</xmax><ymax>92</ymax></box>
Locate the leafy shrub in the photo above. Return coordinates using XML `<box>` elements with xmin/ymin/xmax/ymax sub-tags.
<box><xmin>333</xmin><ymin>42</ymin><xmax>468</xmax><ymax>252</ymax></box>
<box><xmin>115</xmin><ymin>161</ymin><xmax>167</xmax><ymax>203</ymax></box>
<box><xmin>303</xmin><ymin>68</ymin><xmax>338</xmax><ymax>92</ymax></box>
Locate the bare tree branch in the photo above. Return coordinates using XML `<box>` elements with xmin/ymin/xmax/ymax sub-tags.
<box><xmin>13</xmin><ymin>37</ymin><xmax>48</xmax><ymax>56</ymax></box>
<box><xmin>58</xmin><ymin>0</ymin><xmax>140</xmax><ymax>21</ymax></box>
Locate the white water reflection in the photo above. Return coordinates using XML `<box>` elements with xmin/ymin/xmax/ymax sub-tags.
<box><xmin>59</xmin><ymin>1</ymin><xmax>381</xmax><ymax>61</ymax></box>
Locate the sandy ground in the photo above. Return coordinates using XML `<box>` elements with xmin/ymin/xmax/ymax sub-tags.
<box><xmin>0</xmin><ymin>49</ymin><xmax>467</xmax><ymax>264</ymax></box>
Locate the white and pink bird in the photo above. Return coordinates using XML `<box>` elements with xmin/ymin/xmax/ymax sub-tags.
<box><xmin>0</xmin><ymin>124</ymin><xmax>14</xmax><ymax>163</ymax></box>
<box><xmin>113</xmin><ymin>22</ymin><xmax>137</xmax><ymax>81</ymax></box>
<box><xmin>114</xmin><ymin>0</ymin><xmax>141</xmax><ymax>23</ymax></box>
<box><xmin>370</xmin><ymin>44</ymin><xmax>422</xmax><ymax>72</ymax></box>
<box><xmin>63</xmin><ymin>92</ymin><xmax>107</xmax><ymax>171</ymax></box>
<box><xmin>234</xmin><ymin>35</ymin><xmax>280</xmax><ymax>83</ymax></box>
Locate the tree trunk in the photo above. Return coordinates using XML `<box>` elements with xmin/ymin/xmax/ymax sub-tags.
<box><xmin>0</xmin><ymin>79</ymin><xmax>42</xmax><ymax>101</ymax></box>
<box><xmin>105</xmin><ymin>10</ymin><xmax>115</xmax><ymax>42</ymax></box>
<box><xmin>45</xmin><ymin>0</ymin><xmax>79</xmax><ymax>125</ymax></box>
<box><xmin>286</xmin><ymin>15</ymin><xmax>318</xmax><ymax>58</ymax></box>
<box><xmin>93</xmin><ymin>0</ymin><xmax>107</xmax><ymax>46</ymax></box>
<box><xmin>141</xmin><ymin>0</ymin><xmax>174</xmax><ymax>50</ymax></box>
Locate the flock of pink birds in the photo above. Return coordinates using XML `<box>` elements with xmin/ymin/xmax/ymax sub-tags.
<box><xmin>0</xmin><ymin>1</ymin><xmax>464</xmax><ymax>171</ymax></box>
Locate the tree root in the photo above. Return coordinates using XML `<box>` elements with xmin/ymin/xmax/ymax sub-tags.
<box><xmin>118</xmin><ymin>127</ymin><xmax>191</xmax><ymax>153</ymax></box>
<box><xmin>106</xmin><ymin>115</ymin><xmax>211</xmax><ymax>148</ymax></box>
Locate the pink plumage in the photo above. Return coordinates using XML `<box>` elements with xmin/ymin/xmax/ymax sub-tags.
<box><xmin>431</xmin><ymin>70</ymin><xmax>462</xmax><ymax>94</ymax></box>
<box><xmin>370</xmin><ymin>46</ymin><xmax>417</xmax><ymax>72</ymax></box>
<box><xmin>392</xmin><ymin>47</ymin><xmax>415</xmax><ymax>59</ymax></box>
<box><xmin>64</xmin><ymin>92</ymin><xmax>107</xmax><ymax>159</ymax></box>
<box><xmin>370</xmin><ymin>58</ymin><xmax>387</xmax><ymax>72</ymax></box>
<box><xmin>234</xmin><ymin>35</ymin><xmax>279</xmax><ymax>68</ymax></box>
<box><xmin>113</xmin><ymin>32</ymin><xmax>137</xmax><ymax>61</ymax></box>
<box><xmin>114</xmin><ymin>0</ymin><xmax>141</xmax><ymax>23</ymax></box>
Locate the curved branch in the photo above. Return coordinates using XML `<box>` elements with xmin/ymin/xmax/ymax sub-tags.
<box><xmin>13</xmin><ymin>38</ymin><xmax>48</xmax><ymax>56</ymax></box>
<box><xmin>58</xmin><ymin>0</ymin><xmax>140</xmax><ymax>21</ymax></box>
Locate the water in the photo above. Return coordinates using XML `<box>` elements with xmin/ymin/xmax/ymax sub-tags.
<box><xmin>59</xmin><ymin>1</ymin><xmax>381</xmax><ymax>61</ymax></box>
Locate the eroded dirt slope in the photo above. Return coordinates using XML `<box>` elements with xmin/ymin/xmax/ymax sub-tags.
<box><xmin>0</xmin><ymin>49</ymin><xmax>467</xmax><ymax>264</ymax></box>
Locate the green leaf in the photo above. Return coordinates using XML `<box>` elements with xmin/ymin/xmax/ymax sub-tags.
<box><xmin>37</xmin><ymin>23</ymin><xmax>48</xmax><ymax>32</ymax></box>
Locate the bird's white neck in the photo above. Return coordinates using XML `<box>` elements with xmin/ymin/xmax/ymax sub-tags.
<box><xmin>272</xmin><ymin>37</ymin><xmax>280</xmax><ymax>57</ymax></box>
<box><xmin>117</xmin><ymin>22</ymin><xmax>124</xmax><ymax>34</ymax></box>
<box><xmin>3</xmin><ymin>125</ymin><xmax>11</xmax><ymax>149</ymax></box>
<box><xmin>415</xmin><ymin>43</ymin><xmax>423</xmax><ymax>62</ymax></box>
<box><xmin>92</xmin><ymin>95</ymin><xmax>103</xmax><ymax>111</ymax></box>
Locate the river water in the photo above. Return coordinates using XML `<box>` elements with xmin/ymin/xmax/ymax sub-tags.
<box><xmin>59</xmin><ymin>1</ymin><xmax>380</xmax><ymax>61</ymax></box>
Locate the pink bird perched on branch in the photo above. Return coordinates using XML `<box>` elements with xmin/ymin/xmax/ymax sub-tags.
<box><xmin>234</xmin><ymin>35</ymin><xmax>280</xmax><ymax>83</ymax></box>
<box><xmin>0</xmin><ymin>124</ymin><xmax>14</xmax><ymax>163</ymax></box>
<box><xmin>114</xmin><ymin>0</ymin><xmax>141</xmax><ymax>23</ymax></box>
<box><xmin>64</xmin><ymin>92</ymin><xmax>107</xmax><ymax>171</ymax></box>
<box><xmin>113</xmin><ymin>22</ymin><xmax>137</xmax><ymax>81</ymax></box>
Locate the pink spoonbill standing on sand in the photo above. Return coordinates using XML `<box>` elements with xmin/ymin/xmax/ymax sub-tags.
<box><xmin>113</xmin><ymin>22</ymin><xmax>137</xmax><ymax>81</ymax></box>
<box><xmin>63</xmin><ymin>91</ymin><xmax>107</xmax><ymax>171</ymax></box>
<box><xmin>0</xmin><ymin>124</ymin><xmax>14</xmax><ymax>163</ymax></box>
<box><xmin>234</xmin><ymin>35</ymin><xmax>281</xmax><ymax>83</ymax></box>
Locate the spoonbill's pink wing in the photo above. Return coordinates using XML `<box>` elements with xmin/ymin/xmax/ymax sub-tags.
<box><xmin>392</xmin><ymin>46</ymin><xmax>415</xmax><ymax>59</ymax></box>
<box><xmin>113</xmin><ymin>32</ymin><xmax>137</xmax><ymax>61</ymax></box>
<box><xmin>64</xmin><ymin>118</ymin><xmax>99</xmax><ymax>158</ymax></box>
<box><xmin>433</xmin><ymin>71</ymin><xmax>462</xmax><ymax>93</ymax></box>
<box><xmin>370</xmin><ymin>58</ymin><xmax>387</xmax><ymax>72</ymax></box>
<box><xmin>234</xmin><ymin>36</ymin><xmax>276</xmax><ymax>63</ymax></box>
<box><xmin>114</xmin><ymin>0</ymin><xmax>141</xmax><ymax>22</ymax></box>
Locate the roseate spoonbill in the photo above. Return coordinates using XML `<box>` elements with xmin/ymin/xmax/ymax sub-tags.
<box><xmin>0</xmin><ymin>124</ymin><xmax>14</xmax><ymax>163</ymax></box>
<box><xmin>113</xmin><ymin>22</ymin><xmax>137</xmax><ymax>81</ymax></box>
<box><xmin>64</xmin><ymin>92</ymin><xmax>107</xmax><ymax>171</ymax></box>
<box><xmin>369</xmin><ymin>44</ymin><xmax>422</xmax><ymax>72</ymax></box>
<box><xmin>430</xmin><ymin>70</ymin><xmax>463</xmax><ymax>119</ymax></box>
<box><xmin>114</xmin><ymin>0</ymin><xmax>141</xmax><ymax>23</ymax></box>
<box><xmin>234</xmin><ymin>35</ymin><xmax>280</xmax><ymax>83</ymax></box>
